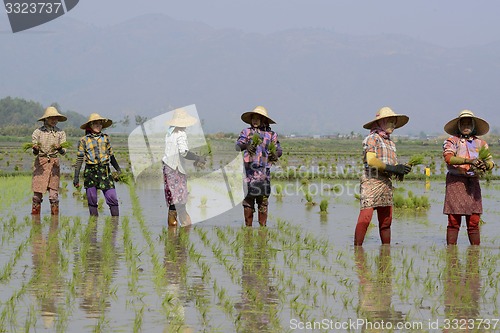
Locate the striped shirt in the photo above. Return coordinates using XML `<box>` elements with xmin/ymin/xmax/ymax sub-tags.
<box><xmin>32</xmin><ymin>125</ymin><xmax>66</xmax><ymax>157</ymax></box>
<box><xmin>77</xmin><ymin>133</ymin><xmax>114</xmax><ymax>164</ymax></box>
<box><xmin>443</xmin><ymin>136</ymin><xmax>492</xmax><ymax>176</ymax></box>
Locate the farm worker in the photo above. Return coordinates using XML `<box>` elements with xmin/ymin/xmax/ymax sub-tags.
<box><xmin>73</xmin><ymin>113</ymin><xmax>122</xmax><ymax>217</ymax></box>
<box><xmin>442</xmin><ymin>110</ymin><xmax>494</xmax><ymax>245</ymax></box>
<box><xmin>162</xmin><ymin>108</ymin><xmax>206</xmax><ymax>227</ymax></box>
<box><xmin>354</xmin><ymin>107</ymin><xmax>411</xmax><ymax>245</ymax></box>
<box><xmin>235</xmin><ymin>106</ymin><xmax>282</xmax><ymax>227</ymax></box>
<box><xmin>31</xmin><ymin>106</ymin><xmax>68</xmax><ymax>216</ymax></box>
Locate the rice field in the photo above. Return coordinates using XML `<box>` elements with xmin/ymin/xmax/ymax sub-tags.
<box><xmin>1</xmin><ymin>138</ymin><xmax>500</xmax><ymax>332</ymax></box>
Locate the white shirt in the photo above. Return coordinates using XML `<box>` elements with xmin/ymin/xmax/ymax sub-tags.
<box><xmin>162</xmin><ymin>129</ymin><xmax>189</xmax><ymax>174</ymax></box>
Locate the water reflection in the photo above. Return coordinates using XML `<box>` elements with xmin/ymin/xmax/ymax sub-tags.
<box><xmin>78</xmin><ymin>216</ymin><xmax>120</xmax><ymax>318</ymax></box>
<box><xmin>162</xmin><ymin>226</ymin><xmax>192</xmax><ymax>332</ymax></box>
<box><xmin>443</xmin><ymin>246</ymin><xmax>480</xmax><ymax>330</ymax></box>
<box><xmin>355</xmin><ymin>246</ymin><xmax>403</xmax><ymax>332</ymax></box>
<box><xmin>30</xmin><ymin>215</ymin><xmax>64</xmax><ymax>329</ymax></box>
<box><xmin>235</xmin><ymin>229</ymin><xmax>277</xmax><ymax>333</ymax></box>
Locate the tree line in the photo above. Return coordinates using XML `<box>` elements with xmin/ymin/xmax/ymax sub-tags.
<box><xmin>0</xmin><ymin>96</ymin><xmax>89</xmax><ymax>137</ymax></box>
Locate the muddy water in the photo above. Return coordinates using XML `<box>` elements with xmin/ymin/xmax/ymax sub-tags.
<box><xmin>1</xmin><ymin>178</ymin><xmax>499</xmax><ymax>332</ymax></box>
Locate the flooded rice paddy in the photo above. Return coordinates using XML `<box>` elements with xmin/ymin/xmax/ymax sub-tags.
<box><xmin>1</xmin><ymin>175</ymin><xmax>500</xmax><ymax>332</ymax></box>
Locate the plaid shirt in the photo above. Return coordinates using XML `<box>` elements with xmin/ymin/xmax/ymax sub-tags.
<box><xmin>77</xmin><ymin>133</ymin><xmax>114</xmax><ymax>164</ymax></box>
<box><xmin>362</xmin><ymin>132</ymin><xmax>397</xmax><ymax>177</ymax></box>
<box><xmin>236</xmin><ymin>127</ymin><xmax>282</xmax><ymax>182</ymax></box>
<box><xmin>32</xmin><ymin>125</ymin><xmax>66</xmax><ymax>157</ymax></box>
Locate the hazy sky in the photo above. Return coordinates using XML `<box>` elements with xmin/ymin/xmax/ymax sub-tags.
<box><xmin>65</xmin><ymin>0</ymin><xmax>500</xmax><ymax>48</ymax></box>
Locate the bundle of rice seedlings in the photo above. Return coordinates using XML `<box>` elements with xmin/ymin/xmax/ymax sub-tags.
<box><xmin>478</xmin><ymin>145</ymin><xmax>492</xmax><ymax>161</ymax></box>
<box><xmin>251</xmin><ymin>133</ymin><xmax>262</xmax><ymax>146</ymax></box>
<box><xmin>319</xmin><ymin>199</ymin><xmax>328</xmax><ymax>214</ymax></box>
<box><xmin>268</xmin><ymin>141</ymin><xmax>277</xmax><ymax>155</ymax></box>
<box><xmin>407</xmin><ymin>154</ymin><xmax>425</xmax><ymax>166</ymax></box>
<box><xmin>54</xmin><ymin>141</ymin><xmax>72</xmax><ymax>149</ymax></box>
<box><xmin>471</xmin><ymin>145</ymin><xmax>492</xmax><ymax>177</ymax></box>
<box><xmin>112</xmin><ymin>171</ymin><xmax>131</xmax><ymax>184</ymax></box>
<box><xmin>22</xmin><ymin>142</ymin><xmax>41</xmax><ymax>151</ymax></box>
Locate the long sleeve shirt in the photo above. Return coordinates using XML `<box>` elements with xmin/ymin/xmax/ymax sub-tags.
<box><xmin>162</xmin><ymin>129</ymin><xmax>189</xmax><ymax>174</ymax></box>
<box><xmin>77</xmin><ymin>132</ymin><xmax>114</xmax><ymax>164</ymax></box>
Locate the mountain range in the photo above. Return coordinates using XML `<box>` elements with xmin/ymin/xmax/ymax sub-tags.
<box><xmin>1</xmin><ymin>13</ymin><xmax>500</xmax><ymax>136</ymax></box>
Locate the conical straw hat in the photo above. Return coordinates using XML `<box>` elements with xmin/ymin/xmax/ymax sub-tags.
<box><xmin>444</xmin><ymin>109</ymin><xmax>489</xmax><ymax>136</ymax></box>
<box><xmin>166</xmin><ymin>108</ymin><xmax>198</xmax><ymax>127</ymax></box>
<box><xmin>38</xmin><ymin>106</ymin><xmax>67</xmax><ymax>122</ymax></box>
<box><xmin>363</xmin><ymin>106</ymin><xmax>409</xmax><ymax>129</ymax></box>
<box><xmin>80</xmin><ymin>113</ymin><xmax>113</xmax><ymax>129</ymax></box>
<box><xmin>241</xmin><ymin>105</ymin><xmax>276</xmax><ymax>125</ymax></box>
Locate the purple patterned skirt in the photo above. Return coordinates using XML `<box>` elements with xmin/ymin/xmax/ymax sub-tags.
<box><xmin>163</xmin><ymin>164</ymin><xmax>188</xmax><ymax>206</ymax></box>
<box><xmin>443</xmin><ymin>173</ymin><xmax>482</xmax><ymax>215</ymax></box>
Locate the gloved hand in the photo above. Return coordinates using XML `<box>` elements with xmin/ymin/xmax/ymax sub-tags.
<box><xmin>385</xmin><ymin>163</ymin><xmax>412</xmax><ymax>176</ymax></box>
<box><xmin>468</xmin><ymin>158</ymin><xmax>487</xmax><ymax>172</ymax></box>
<box><xmin>73</xmin><ymin>177</ymin><xmax>80</xmax><ymax>188</ymax></box>
<box><xmin>194</xmin><ymin>155</ymin><xmax>207</xmax><ymax>168</ymax></box>
<box><xmin>112</xmin><ymin>171</ymin><xmax>122</xmax><ymax>181</ymax></box>
<box><xmin>247</xmin><ymin>144</ymin><xmax>257</xmax><ymax>155</ymax></box>
<box><xmin>32</xmin><ymin>144</ymin><xmax>40</xmax><ymax>155</ymax></box>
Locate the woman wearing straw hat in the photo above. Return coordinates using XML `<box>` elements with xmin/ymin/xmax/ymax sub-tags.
<box><xmin>73</xmin><ymin>113</ymin><xmax>122</xmax><ymax>217</ymax></box>
<box><xmin>235</xmin><ymin>106</ymin><xmax>282</xmax><ymax>227</ymax></box>
<box><xmin>31</xmin><ymin>106</ymin><xmax>68</xmax><ymax>216</ymax></box>
<box><xmin>442</xmin><ymin>110</ymin><xmax>494</xmax><ymax>245</ymax></box>
<box><xmin>354</xmin><ymin>107</ymin><xmax>412</xmax><ymax>246</ymax></box>
<box><xmin>163</xmin><ymin>108</ymin><xmax>206</xmax><ymax>227</ymax></box>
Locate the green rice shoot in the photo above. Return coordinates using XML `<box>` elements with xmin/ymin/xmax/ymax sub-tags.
<box><xmin>478</xmin><ymin>145</ymin><xmax>491</xmax><ymax>161</ymax></box>
<box><xmin>269</xmin><ymin>141</ymin><xmax>277</xmax><ymax>155</ymax></box>
<box><xmin>407</xmin><ymin>154</ymin><xmax>425</xmax><ymax>166</ymax></box>
<box><xmin>112</xmin><ymin>171</ymin><xmax>131</xmax><ymax>184</ymax></box>
<box><xmin>251</xmin><ymin>133</ymin><xmax>262</xmax><ymax>146</ymax></box>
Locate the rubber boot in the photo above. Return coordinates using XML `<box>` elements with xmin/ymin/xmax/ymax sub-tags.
<box><xmin>258</xmin><ymin>207</ymin><xmax>267</xmax><ymax>227</ymax></box>
<box><xmin>446</xmin><ymin>228</ymin><xmax>459</xmax><ymax>245</ymax></box>
<box><xmin>110</xmin><ymin>205</ymin><xmax>119</xmax><ymax>217</ymax></box>
<box><xmin>31</xmin><ymin>197</ymin><xmax>42</xmax><ymax>215</ymax></box>
<box><xmin>467</xmin><ymin>231</ymin><xmax>480</xmax><ymax>245</ymax></box>
<box><xmin>89</xmin><ymin>205</ymin><xmax>99</xmax><ymax>217</ymax></box>
<box><xmin>244</xmin><ymin>207</ymin><xmax>253</xmax><ymax>227</ymax></box>
<box><xmin>354</xmin><ymin>209</ymin><xmax>373</xmax><ymax>246</ymax></box>
<box><xmin>168</xmin><ymin>210</ymin><xmax>178</xmax><ymax>227</ymax></box>
<box><xmin>466</xmin><ymin>214</ymin><xmax>481</xmax><ymax>245</ymax></box>
<box><xmin>379</xmin><ymin>228</ymin><xmax>391</xmax><ymax>245</ymax></box>
<box><xmin>50</xmin><ymin>200</ymin><xmax>59</xmax><ymax>216</ymax></box>
<box><xmin>354</xmin><ymin>223</ymin><xmax>369</xmax><ymax>246</ymax></box>
<box><xmin>178</xmin><ymin>211</ymin><xmax>192</xmax><ymax>227</ymax></box>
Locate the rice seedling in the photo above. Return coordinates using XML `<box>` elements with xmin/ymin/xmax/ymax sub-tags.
<box><xmin>21</xmin><ymin>142</ymin><xmax>40</xmax><ymax>152</ymax></box>
<box><xmin>111</xmin><ymin>171</ymin><xmax>131</xmax><ymax>184</ymax></box>
<box><xmin>319</xmin><ymin>198</ymin><xmax>328</xmax><ymax>214</ymax></box>
<box><xmin>407</xmin><ymin>154</ymin><xmax>426</xmax><ymax>166</ymax></box>
<box><xmin>304</xmin><ymin>191</ymin><xmax>316</xmax><ymax>206</ymax></box>
<box><xmin>268</xmin><ymin>141</ymin><xmax>277</xmax><ymax>155</ymax></box>
<box><xmin>199</xmin><ymin>196</ymin><xmax>208</xmax><ymax>208</ymax></box>
<box><xmin>274</xmin><ymin>183</ymin><xmax>284</xmax><ymax>200</ymax></box>
<box><xmin>251</xmin><ymin>133</ymin><xmax>262</xmax><ymax>148</ymax></box>
<box><xmin>478</xmin><ymin>145</ymin><xmax>492</xmax><ymax>160</ymax></box>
